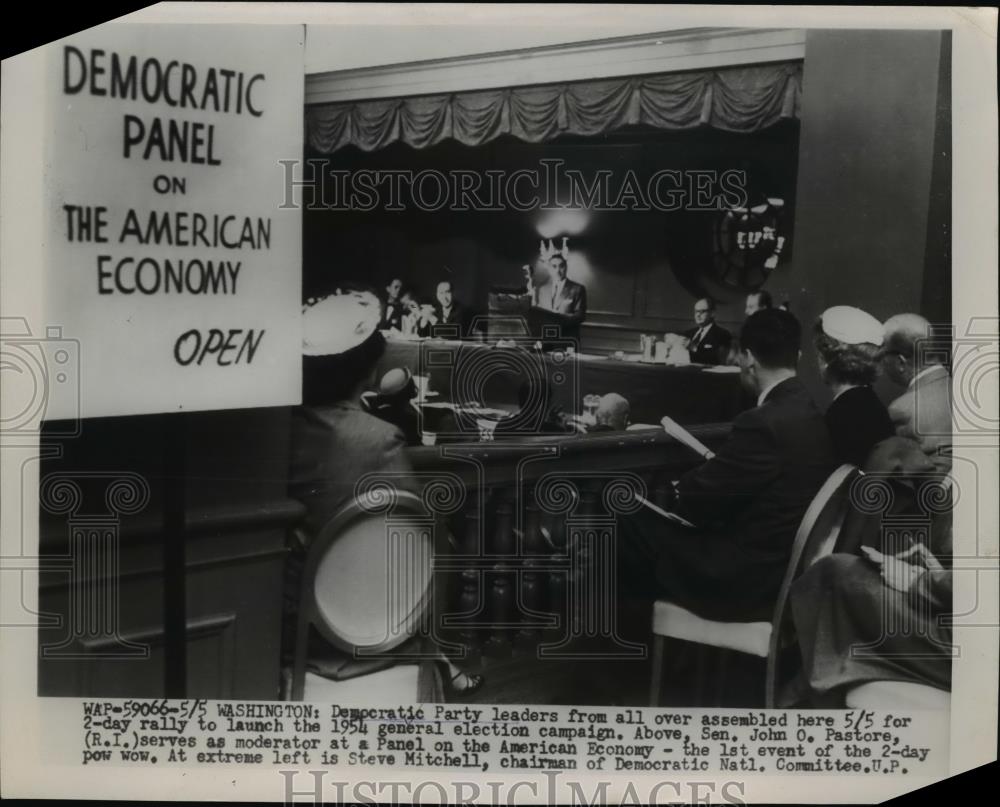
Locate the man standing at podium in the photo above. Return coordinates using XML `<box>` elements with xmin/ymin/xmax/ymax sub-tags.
<box><xmin>531</xmin><ymin>254</ymin><xmax>587</xmax><ymax>341</ymax></box>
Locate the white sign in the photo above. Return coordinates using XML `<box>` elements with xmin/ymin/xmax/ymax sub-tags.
<box><xmin>44</xmin><ymin>24</ymin><xmax>304</xmax><ymax>418</ymax></box>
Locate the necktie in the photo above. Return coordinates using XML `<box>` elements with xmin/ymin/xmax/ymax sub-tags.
<box><xmin>691</xmin><ymin>327</ymin><xmax>705</xmax><ymax>350</ymax></box>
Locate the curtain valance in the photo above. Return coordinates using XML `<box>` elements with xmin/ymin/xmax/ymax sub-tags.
<box><xmin>306</xmin><ymin>62</ymin><xmax>802</xmax><ymax>153</ymax></box>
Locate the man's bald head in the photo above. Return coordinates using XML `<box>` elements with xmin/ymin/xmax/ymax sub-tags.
<box><xmin>884</xmin><ymin>313</ymin><xmax>932</xmax><ymax>353</ymax></box>
<box><xmin>882</xmin><ymin>313</ymin><xmax>940</xmax><ymax>385</ymax></box>
<box><xmin>596</xmin><ymin>393</ymin><xmax>630</xmax><ymax>431</ymax></box>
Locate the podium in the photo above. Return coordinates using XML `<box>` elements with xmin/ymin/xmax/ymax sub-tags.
<box><xmin>487</xmin><ymin>289</ymin><xmax>581</xmax><ymax>344</ymax></box>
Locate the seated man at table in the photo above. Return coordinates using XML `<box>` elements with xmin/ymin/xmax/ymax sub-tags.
<box><xmin>432</xmin><ymin>280</ymin><xmax>468</xmax><ymax>337</ymax></box>
<box><xmin>380</xmin><ymin>277</ymin><xmax>405</xmax><ymax>331</ymax></box>
<box><xmin>619</xmin><ymin>308</ymin><xmax>837</xmax><ymax>622</ymax></box>
<box><xmin>684</xmin><ymin>297</ymin><xmax>732</xmax><ymax>365</ymax></box>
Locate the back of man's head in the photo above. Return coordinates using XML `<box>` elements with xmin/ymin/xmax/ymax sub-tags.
<box><xmin>883</xmin><ymin>313</ymin><xmax>933</xmax><ymax>362</ymax></box>
<box><xmin>748</xmin><ymin>290</ymin><xmax>773</xmax><ymax>309</ymax></box>
<box><xmin>740</xmin><ymin>308</ymin><xmax>801</xmax><ymax>370</ymax></box>
<box><xmin>596</xmin><ymin>393</ymin><xmax>630</xmax><ymax>431</ymax></box>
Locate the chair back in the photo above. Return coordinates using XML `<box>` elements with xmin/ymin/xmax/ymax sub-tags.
<box><xmin>300</xmin><ymin>489</ymin><xmax>436</xmax><ymax>655</ymax></box>
<box><xmin>797</xmin><ymin>465</ymin><xmax>860</xmax><ymax>569</ymax></box>
<box><xmin>765</xmin><ymin>463</ymin><xmax>858</xmax><ymax>706</ymax></box>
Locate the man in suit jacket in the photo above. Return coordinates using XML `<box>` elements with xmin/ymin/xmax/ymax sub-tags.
<box><xmin>532</xmin><ymin>255</ymin><xmax>587</xmax><ymax>338</ymax></box>
<box><xmin>432</xmin><ymin>280</ymin><xmax>467</xmax><ymax>337</ymax></box>
<box><xmin>380</xmin><ymin>277</ymin><xmax>405</xmax><ymax>331</ymax></box>
<box><xmin>619</xmin><ymin>308</ymin><xmax>837</xmax><ymax>621</ymax></box>
<box><xmin>683</xmin><ymin>297</ymin><xmax>733</xmax><ymax>365</ymax></box>
<box><xmin>881</xmin><ymin>313</ymin><xmax>952</xmax><ymax>472</ymax></box>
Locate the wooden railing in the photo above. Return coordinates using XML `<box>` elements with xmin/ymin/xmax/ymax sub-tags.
<box><xmin>396</xmin><ymin>424</ymin><xmax>731</xmax><ymax>659</ymax></box>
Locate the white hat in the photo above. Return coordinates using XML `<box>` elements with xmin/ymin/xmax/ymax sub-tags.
<box><xmin>302</xmin><ymin>289</ymin><xmax>381</xmax><ymax>356</ymax></box>
<box><xmin>820</xmin><ymin>306</ymin><xmax>884</xmax><ymax>346</ymax></box>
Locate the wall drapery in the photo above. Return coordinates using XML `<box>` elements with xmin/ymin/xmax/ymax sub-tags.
<box><xmin>306</xmin><ymin>62</ymin><xmax>802</xmax><ymax>153</ymax></box>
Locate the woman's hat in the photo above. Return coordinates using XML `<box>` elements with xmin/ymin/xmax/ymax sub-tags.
<box><xmin>302</xmin><ymin>289</ymin><xmax>382</xmax><ymax>356</ymax></box>
<box><xmin>820</xmin><ymin>306</ymin><xmax>884</xmax><ymax>346</ymax></box>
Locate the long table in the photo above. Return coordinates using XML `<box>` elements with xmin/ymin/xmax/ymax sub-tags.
<box><xmin>378</xmin><ymin>337</ymin><xmax>748</xmax><ymax>426</ymax></box>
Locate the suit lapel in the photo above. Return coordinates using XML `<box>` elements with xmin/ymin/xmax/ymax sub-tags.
<box><xmin>552</xmin><ymin>280</ymin><xmax>568</xmax><ymax>309</ymax></box>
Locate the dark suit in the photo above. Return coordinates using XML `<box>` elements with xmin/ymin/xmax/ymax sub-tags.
<box><xmin>381</xmin><ymin>297</ymin><xmax>404</xmax><ymax>331</ymax></box>
<box><xmin>825</xmin><ymin>385</ymin><xmax>894</xmax><ymax>467</ymax></box>
<box><xmin>433</xmin><ymin>303</ymin><xmax>467</xmax><ymax>337</ymax></box>
<box><xmin>534</xmin><ymin>278</ymin><xmax>587</xmax><ymax>320</ymax></box>
<box><xmin>683</xmin><ymin>322</ymin><xmax>732</xmax><ymax>365</ymax></box>
<box><xmin>532</xmin><ymin>278</ymin><xmax>587</xmax><ymax>342</ymax></box>
<box><xmin>620</xmin><ymin>377</ymin><xmax>837</xmax><ymax>620</ymax></box>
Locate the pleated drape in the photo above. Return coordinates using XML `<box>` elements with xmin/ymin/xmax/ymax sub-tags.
<box><xmin>306</xmin><ymin>63</ymin><xmax>801</xmax><ymax>153</ymax></box>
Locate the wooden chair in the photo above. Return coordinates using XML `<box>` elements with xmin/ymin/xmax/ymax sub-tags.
<box><xmin>649</xmin><ymin>464</ymin><xmax>859</xmax><ymax>708</ymax></box>
<box><xmin>290</xmin><ymin>489</ymin><xmax>437</xmax><ymax>700</ymax></box>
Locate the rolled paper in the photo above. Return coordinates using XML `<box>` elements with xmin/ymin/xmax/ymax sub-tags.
<box><xmin>660</xmin><ymin>414</ymin><xmax>715</xmax><ymax>460</ymax></box>
<box><xmin>634</xmin><ymin>493</ymin><xmax>695</xmax><ymax>529</ymax></box>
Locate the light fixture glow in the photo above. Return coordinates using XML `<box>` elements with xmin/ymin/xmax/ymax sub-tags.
<box><xmin>535</xmin><ymin>208</ymin><xmax>589</xmax><ymax>239</ymax></box>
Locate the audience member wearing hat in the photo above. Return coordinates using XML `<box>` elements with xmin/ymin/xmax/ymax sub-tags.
<box><xmin>292</xmin><ymin>288</ymin><xmax>410</xmax><ymax>542</ymax></box>
<box><xmin>814</xmin><ymin>306</ymin><xmax>895</xmax><ymax>466</ymax></box>
<box><xmin>289</xmin><ymin>288</ymin><xmax>483</xmax><ymax>696</ymax></box>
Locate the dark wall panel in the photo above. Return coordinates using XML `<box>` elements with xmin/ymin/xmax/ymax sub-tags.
<box><xmin>778</xmin><ymin>29</ymin><xmax>946</xmax><ymax>404</ymax></box>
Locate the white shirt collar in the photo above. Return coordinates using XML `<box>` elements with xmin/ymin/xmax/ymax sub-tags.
<box><xmin>909</xmin><ymin>364</ymin><xmax>944</xmax><ymax>389</ymax></box>
<box><xmin>757</xmin><ymin>378</ymin><xmax>785</xmax><ymax>407</ymax></box>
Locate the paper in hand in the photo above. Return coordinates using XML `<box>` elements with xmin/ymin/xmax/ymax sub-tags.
<box><xmin>660</xmin><ymin>415</ymin><xmax>715</xmax><ymax>459</ymax></box>
<box><xmin>634</xmin><ymin>493</ymin><xmax>696</xmax><ymax>528</ymax></box>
